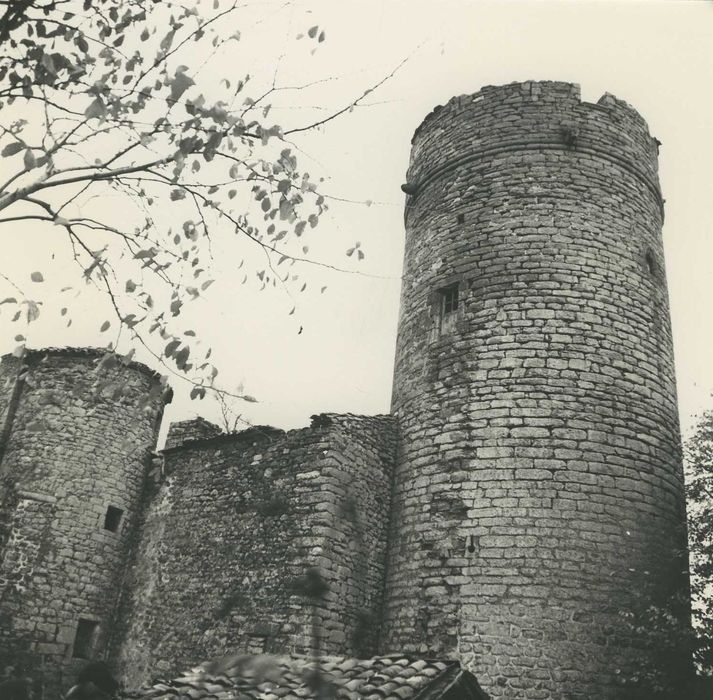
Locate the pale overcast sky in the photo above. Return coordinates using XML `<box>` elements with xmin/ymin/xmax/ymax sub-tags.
<box><xmin>1</xmin><ymin>0</ymin><xmax>712</xmax><ymax>440</ymax></box>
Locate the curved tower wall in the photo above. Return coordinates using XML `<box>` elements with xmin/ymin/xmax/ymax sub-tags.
<box><xmin>382</xmin><ymin>82</ymin><xmax>687</xmax><ymax>698</ymax></box>
<box><xmin>0</xmin><ymin>349</ymin><xmax>167</xmax><ymax>695</ymax></box>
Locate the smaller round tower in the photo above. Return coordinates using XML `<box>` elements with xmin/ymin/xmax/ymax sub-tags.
<box><xmin>0</xmin><ymin>348</ymin><xmax>169</xmax><ymax>695</ymax></box>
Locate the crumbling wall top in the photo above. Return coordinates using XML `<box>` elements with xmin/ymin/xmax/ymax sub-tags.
<box><xmin>1</xmin><ymin>347</ymin><xmax>167</xmax><ymax>386</ymax></box>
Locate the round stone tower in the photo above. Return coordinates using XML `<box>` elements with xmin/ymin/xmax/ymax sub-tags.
<box><xmin>382</xmin><ymin>82</ymin><xmax>689</xmax><ymax>699</ymax></box>
<box><xmin>0</xmin><ymin>348</ymin><xmax>169</xmax><ymax>696</ymax></box>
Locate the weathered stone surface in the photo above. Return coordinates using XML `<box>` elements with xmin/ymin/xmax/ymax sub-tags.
<box><xmin>0</xmin><ymin>82</ymin><xmax>691</xmax><ymax>700</ymax></box>
<box><xmin>382</xmin><ymin>81</ymin><xmax>688</xmax><ymax>699</ymax></box>
<box><xmin>111</xmin><ymin>413</ymin><xmax>396</xmax><ymax>689</ymax></box>
<box><xmin>0</xmin><ymin>349</ymin><xmax>167</xmax><ymax>696</ymax></box>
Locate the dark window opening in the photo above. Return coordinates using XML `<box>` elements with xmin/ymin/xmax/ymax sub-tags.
<box><xmin>103</xmin><ymin>505</ymin><xmax>123</xmax><ymax>532</ymax></box>
<box><xmin>645</xmin><ymin>249</ymin><xmax>658</xmax><ymax>277</ymax></box>
<box><xmin>72</xmin><ymin>619</ymin><xmax>98</xmax><ymax>659</ymax></box>
<box><xmin>440</xmin><ymin>283</ymin><xmax>459</xmax><ymax>316</ymax></box>
<box><xmin>457</xmin><ymin>213</ymin><xmax>465</xmax><ymax>224</ymax></box>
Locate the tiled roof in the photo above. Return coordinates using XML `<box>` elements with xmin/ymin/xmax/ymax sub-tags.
<box><xmin>128</xmin><ymin>654</ymin><xmax>487</xmax><ymax>700</ymax></box>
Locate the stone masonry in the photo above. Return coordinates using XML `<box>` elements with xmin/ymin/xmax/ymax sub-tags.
<box><xmin>111</xmin><ymin>414</ymin><xmax>396</xmax><ymax>688</ymax></box>
<box><xmin>382</xmin><ymin>81</ymin><xmax>688</xmax><ymax>698</ymax></box>
<box><xmin>0</xmin><ymin>349</ymin><xmax>168</xmax><ymax>696</ymax></box>
<box><xmin>0</xmin><ymin>82</ymin><xmax>691</xmax><ymax>700</ymax></box>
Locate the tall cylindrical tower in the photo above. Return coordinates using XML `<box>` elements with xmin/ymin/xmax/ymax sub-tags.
<box><xmin>382</xmin><ymin>82</ymin><xmax>688</xmax><ymax>699</ymax></box>
<box><xmin>0</xmin><ymin>348</ymin><xmax>169</xmax><ymax>697</ymax></box>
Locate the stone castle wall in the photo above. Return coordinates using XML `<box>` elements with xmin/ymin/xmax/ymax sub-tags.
<box><xmin>382</xmin><ymin>81</ymin><xmax>688</xmax><ymax>699</ymax></box>
<box><xmin>0</xmin><ymin>350</ymin><xmax>167</xmax><ymax>696</ymax></box>
<box><xmin>111</xmin><ymin>414</ymin><xmax>396</xmax><ymax>689</ymax></box>
<box><xmin>0</xmin><ymin>82</ymin><xmax>691</xmax><ymax>700</ymax></box>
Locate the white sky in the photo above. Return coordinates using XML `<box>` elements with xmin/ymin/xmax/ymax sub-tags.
<box><xmin>1</xmin><ymin>0</ymin><xmax>712</xmax><ymax>441</ymax></box>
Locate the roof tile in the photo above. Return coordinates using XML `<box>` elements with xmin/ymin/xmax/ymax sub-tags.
<box><xmin>130</xmin><ymin>655</ymin><xmax>461</xmax><ymax>700</ymax></box>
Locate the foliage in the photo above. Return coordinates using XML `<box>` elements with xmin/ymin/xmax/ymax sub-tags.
<box><xmin>618</xmin><ymin>408</ymin><xmax>713</xmax><ymax>695</ymax></box>
<box><xmin>0</xmin><ymin>0</ymin><xmax>382</xmax><ymax>405</ymax></box>
<box><xmin>686</xmin><ymin>409</ymin><xmax>713</xmax><ymax>673</ymax></box>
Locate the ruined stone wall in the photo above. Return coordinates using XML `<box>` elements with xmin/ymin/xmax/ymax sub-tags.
<box><xmin>0</xmin><ymin>350</ymin><xmax>167</xmax><ymax>696</ymax></box>
<box><xmin>382</xmin><ymin>82</ymin><xmax>688</xmax><ymax>700</ymax></box>
<box><xmin>163</xmin><ymin>417</ymin><xmax>222</xmax><ymax>450</ymax></box>
<box><xmin>112</xmin><ymin>414</ymin><xmax>396</xmax><ymax>689</ymax></box>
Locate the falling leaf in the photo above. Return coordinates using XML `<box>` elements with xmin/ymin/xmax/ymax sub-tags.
<box><xmin>100</xmin><ymin>320</ymin><xmax>111</xmax><ymax>332</ymax></box>
<box><xmin>26</xmin><ymin>301</ymin><xmax>40</xmax><ymax>323</ymax></box>
<box><xmin>31</xmin><ymin>271</ymin><xmax>44</xmax><ymax>282</ymax></box>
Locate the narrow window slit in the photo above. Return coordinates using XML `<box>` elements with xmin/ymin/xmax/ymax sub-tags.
<box><xmin>440</xmin><ymin>284</ymin><xmax>459</xmax><ymax>315</ymax></box>
<box><xmin>437</xmin><ymin>283</ymin><xmax>460</xmax><ymax>335</ymax></box>
<box><xmin>645</xmin><ymin>250</ymin><xmax>658</xmax><ymax>277</ymax></box>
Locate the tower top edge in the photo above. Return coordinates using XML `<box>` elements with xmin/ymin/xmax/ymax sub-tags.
<box><xmin>411</xmin><ymin>81</ymin><xmax>654</xmax><ymax>144</ymax></box>
<box><xmin>0</xmin><ymin>346</ymin><xmax>166</xmax><ymax>385</ymax></box>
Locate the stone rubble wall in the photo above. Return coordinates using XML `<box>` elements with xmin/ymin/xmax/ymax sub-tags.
<box><xmin>0</xmin><ymin>350</ymin><xmax>166</xmax><ymax>696</ymax></box>
<box><xmin>382</xmin><ymin>81</ymin><xmax>688</xmax><ymax>700</ymax></box>
<box><xmin>111</xmin><ymin>413</ymin><xmax>396</xmax><ymax>690</ymax></box>
<box><xmin>163</xmin><ymin>417</ymin><xmax>222</xmax><ymax>451</ymax></box>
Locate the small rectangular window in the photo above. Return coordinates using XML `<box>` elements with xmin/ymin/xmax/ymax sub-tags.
<box><xmin>437</xmin><ymin>283</ymin><xmax>459</xmax><ymax>335</ymax></box>
<box><xmin>103</xmin><ymin>505</ymin><xmax>124</xmax><ymax>532</ymax></box>
<box><xmin>73</xmin><ymin>619</ymin><xmax>98</xmax><ymax>659</ymax></box>
<box><xmin>440</xmin><ymin>284</ymin><xmax>459</xmax><ymax>315</ymax></box>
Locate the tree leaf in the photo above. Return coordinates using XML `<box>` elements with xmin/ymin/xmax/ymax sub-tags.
<box><xmin>31</xmin><ymin>271</ymin><xmax>44</xmax><ymax>282</ymax></box>
<box><xmin>1</xmin><ymin>142</ymin><xmax>23</xmax><ymax>157</ymax></box>
<box><xmin>84</xmin><ymin>96</ymin><xmax>107</xmax><ymax>120</ymax></box>
<box><xmin>100</xmin><ymin>320</ymin><xmax>111</xmax><ymax>332</ymax></box>
<box><xmin>165</xmin><ymin>339</ymin><xmax>180</xmax><ymax>357</ymax></box>
<box><xmin>23</xmin><ymin>149</ymin><xmax>36</xmax><ymax>169</ymax></box>
<box><xmin>169</xmin><ymin>67</ymin><xmax>195</xmax><ymax>102</ymax></box>
<box><xmin>190</xmin><ymin>386</ymin><xmax>206</xmax><ymax>400</ymax></box>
